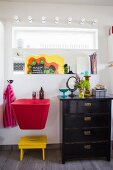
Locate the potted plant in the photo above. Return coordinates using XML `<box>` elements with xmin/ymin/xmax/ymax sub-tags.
<box><xmin>74</xmin><ymin>75</ymin><xmax>86</xmax><ymax>98</ymax></box>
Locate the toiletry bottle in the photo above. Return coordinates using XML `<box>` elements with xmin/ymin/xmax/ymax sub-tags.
<box><xmin>39</xmin><ymin>87</ymin><xmax>44</xmax><ymax>99</ymax></box>
<box><xmin>32</xmin><ymin>91</ymin><xmax>36</xmax><ymax>99</ymax></box>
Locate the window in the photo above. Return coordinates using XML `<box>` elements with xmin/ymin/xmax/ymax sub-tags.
<box><xmin>12</xmin><ymin>27</ymin><xmax>98</xmax><ymax>74</ymax></box>
<box><xmin>12</xmin><ymin>27</ymin><xmax>98</xmax><ymax>50</ymax></box>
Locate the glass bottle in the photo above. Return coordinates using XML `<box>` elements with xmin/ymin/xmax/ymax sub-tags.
<box><xmin>39</xmin><ymin>87</ymin><xmax>44</xmax><ymax>99</ymax></box>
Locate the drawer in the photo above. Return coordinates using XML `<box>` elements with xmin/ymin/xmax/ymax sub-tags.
<box><xmin>64</xmin><ymin>128</ymin><xmax>109</xmax><ymax>142</ymax></box>
<box><xmin>63</xmin><ymin>100</ymin><xmax>111</xmax><ymax>114</ymax></box>
<box><xmin>64</xmin><ymin>113</ymin><xmax>109</xmax><ymax>128</ymax></box>
<box><xmin>64</xmin><ymin>142</ymin><xmax>108</xmax><ymax>157</ymax></box>
<box><xmin>77</xmin><ymin>100</ymin><xmax>110</xmax><ymax>113</ymax></box>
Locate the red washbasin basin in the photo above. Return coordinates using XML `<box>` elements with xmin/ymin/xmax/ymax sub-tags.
<box><xmin>11</xmin><ymin>99</ymin><xmax>50</xmax><ymax>130</ymax></box>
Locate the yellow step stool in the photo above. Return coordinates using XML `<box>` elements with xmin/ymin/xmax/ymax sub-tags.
<box><xmin>18</xmin><ymin>135</ymin><xmax>47</xmax><ymax>161</ymax></box>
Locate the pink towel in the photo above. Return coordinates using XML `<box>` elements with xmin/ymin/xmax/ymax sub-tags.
<box><xmin>3</xmin><ymin>83</ymin><xmax>17</xmax><ymax>128</ymax></box>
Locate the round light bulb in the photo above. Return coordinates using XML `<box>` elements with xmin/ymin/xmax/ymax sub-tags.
<box><xmin>80</xmin><ymin>18</ymin><xmax>85</xmax><ymax>24</ymax></box>
<box><xmin>28</xmin><ymin>16</ymin><xmax>32</xmax><ymax>23</ymax></box>
<box><xmin>55</xmin><ymin>16</ymin><xmax>59</xmax><ymax>24</ymax></box>
<box><xmin>14</xmin><ymin>16</ymin><xmax>20</xmax><ymax>23</ymax></box>
<box><xmin>67</xmin><ymin>17</ymin><xmax>72</xmax><ymax>24</ymax></box>
<box><xmin>42</xmin><ymin>16</ymin><xmax>46</xmax><ymax>23</ymax></box>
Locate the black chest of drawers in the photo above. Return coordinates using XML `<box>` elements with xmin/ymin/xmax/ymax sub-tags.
<box><xmin>58</xmin><ymin>96</ymin><xmax>112</xmax><ymax>164</ymax></box>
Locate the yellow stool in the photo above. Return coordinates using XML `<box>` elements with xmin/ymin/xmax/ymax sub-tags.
<box><xmin>18</xmin><ymin>135</ymin><xmax>47</xmax><ymax>161</ymax></box>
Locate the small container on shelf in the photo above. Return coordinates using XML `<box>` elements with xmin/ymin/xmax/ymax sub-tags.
<box><xmin>92</xmin><ymin>89</ymin><xmax>107</xmax><ymax>97</ymax></box>
<box><xmin>32</xmin><ymin>91</ymin><xmax>36</xmax><ymax>99</ymax></box>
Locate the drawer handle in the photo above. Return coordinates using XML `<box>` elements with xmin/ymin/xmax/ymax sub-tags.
<box><xmin>84</xmin><ymin>116</ymin><xmax>92</xmax><ymax>122</ymax></box>
<box><xmin>84</xmin><ymin>144</ymin><xmax>91</xmax><ymax>150</ymax></box>
<box><xmin>84</xmin><ymin>130</ymin><xmax>91</xmax><ymax>136</ymax></box>
<box><xmin>84</xmin><ymin>103</ymin><xmax>92</xmax><ymax>107</ymax></box>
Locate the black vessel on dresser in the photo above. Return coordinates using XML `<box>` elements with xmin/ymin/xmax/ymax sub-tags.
<box><xmin>58</xmin><ymin>96</ymin><xmax>113</xmax><ymax>164</ymax></box>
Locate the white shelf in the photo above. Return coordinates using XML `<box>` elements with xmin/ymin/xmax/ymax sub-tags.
<box><xmin>12</xmin><ymin>48</ymin><xmax>98</xmax><ymax>50</ymax></box>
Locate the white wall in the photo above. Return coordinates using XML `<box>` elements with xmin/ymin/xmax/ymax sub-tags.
<box><xmin>0</xmin><ymin>1</ymin><xmax>113</xmax><ymax>144</ymax></box>
<box><xmin>0</xmin><ymin>22</ymin><xmax>4</xmax><ymax>129</ymax></box>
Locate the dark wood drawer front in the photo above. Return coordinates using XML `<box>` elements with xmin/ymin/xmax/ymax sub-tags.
<box><xmin>64</xmin><ymin>142</ymin><xmax>108</xmax><ymax>157</ymax></box>
<box><xmin>63</xmin><ymin>100</ymin><xmax>77</xmax><ymax>113</ymax></box>
<box><xmin>64</xmin><ymin>128</ymin><xmax>108</xmax><ymax>142</ymax></box>
<box><xmin>64</xmin><ymin>113</ymin><xmax>109</xmax><ymax>128</ymax></box>
<box><xmin>78</xmin><ymin>100</ymin><xmax>110</xmax><ymax>113</ymax></box>
<box><xmin>63</xmin><ymin>100</ymin><xmax>110</xmax><ymax>114</ymax></box>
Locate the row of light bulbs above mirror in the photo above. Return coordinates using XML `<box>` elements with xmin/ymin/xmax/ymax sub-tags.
<box><xmin>14</xmin><ymin>16</ymin><xmax>97</xmax><ymax>25</ymax></box>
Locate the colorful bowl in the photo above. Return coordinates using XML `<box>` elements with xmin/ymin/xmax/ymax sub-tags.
<box><xmin>59</xmin><ymin>89</ymin><xmax>69</xmax><ymax>97</ymax></box>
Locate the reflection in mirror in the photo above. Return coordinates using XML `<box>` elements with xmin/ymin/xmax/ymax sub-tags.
<box><xmin>76</xmin><ymin>56</ymin><xmax>89</xmax><ymax>74</ymax></box>
<box><xmin>64</xmin><ymin>51</ymin><xmax>95</xmax><ymax>75</ymax></box>
<box><xmin>89</xmin><ymin>52</ymin><xmax>97</xmax><ymax>74</ymax></box>
<box><xmin>76</xmin><ymin>54</ymin><xmax>90</xmax><ymax>74</ymax></box>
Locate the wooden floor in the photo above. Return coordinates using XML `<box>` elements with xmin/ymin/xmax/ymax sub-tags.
<box><xmin>0</xmin><ymin>149</ymin><xmax>113</xmax><ymax>170</ymax></box>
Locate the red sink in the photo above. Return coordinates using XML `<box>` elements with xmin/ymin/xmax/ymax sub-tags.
<box><xmin>11</xmin><ymin>99</ymin><xmax>50</xmax><ymax>130</ymax></box>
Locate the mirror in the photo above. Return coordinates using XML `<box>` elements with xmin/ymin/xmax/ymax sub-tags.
<box><xmin>63</xmin><ymin>51</ymin><xmax>92</xmax><ymax>74</ymax></box>
<box><xmin>66</xmin><ymin>76</ymin><xmax>78</xmax><ymax>97</ymax></box>
<box><xmin>13</xmin><ymin>49</ymin><xmax>95</xmax><ymax>74</ymax></box>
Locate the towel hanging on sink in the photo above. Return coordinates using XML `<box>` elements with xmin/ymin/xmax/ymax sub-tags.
<box><xmin>3</xmin><ymin>83</ymin><xmax>17</xmax><ymax>128</ymax></box>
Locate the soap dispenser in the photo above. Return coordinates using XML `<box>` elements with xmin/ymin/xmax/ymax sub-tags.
<box><xmin>39</xmin><ymin>87</ymin><xmax>44</xmax><ymax>99</ymax></box>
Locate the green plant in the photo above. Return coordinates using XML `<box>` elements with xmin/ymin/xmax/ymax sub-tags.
<box><xmin>64</xmin><ymin>64</ymin><xmax>68</xmax><ymax>74</ymax></box>
<box><xmin>74</xmin><ymin>74</ymin><xmax>87</xmax><ymax>90</ymax></box>
<box><xmin>74</xmin><ymin>79</ymin><xmax>86</xmax><ymax>90</ymax></box>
